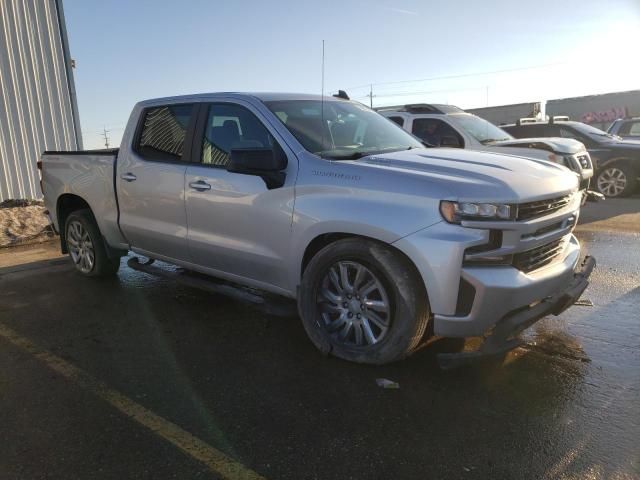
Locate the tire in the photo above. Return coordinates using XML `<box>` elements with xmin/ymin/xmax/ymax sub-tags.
<box><xmin>298</xmin><ymin>238</ymin><xmax>430</xmax><ymax>365</ymax></box>
<box><xmin>64</xmin><ymin>209</ymin><xmax>120</xmax><ymax>277</ymax></box>
<box><xmin>596</xmin><ymin>163</ymin><xmax>638</xmax><ymax>198</ymax></box>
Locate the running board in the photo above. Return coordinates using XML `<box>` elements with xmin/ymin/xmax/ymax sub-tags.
<box><xmin>127</xmin><ymin>257</ymin><xmax>297</xmax><ymax>317</ymax></box>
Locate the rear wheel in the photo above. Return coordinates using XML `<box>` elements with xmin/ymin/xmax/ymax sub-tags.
<box><xmin>65</xmin><ymin>209</ymin><xmax>120</xmax><ymax>277</ymax></box>
<box><xmin>299</xmin><ymin>238</ymin><xmax>430</xmax><ymax>364</ymax></box>
<box><xmin>596</xmin><ymin>163</ymin><xmax>638</xmax><ymax>197</ymax></box>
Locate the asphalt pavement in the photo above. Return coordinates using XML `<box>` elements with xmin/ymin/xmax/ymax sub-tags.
<box><xmin>0</xmin><ymin>199</ymin><xmax>638</xmax><ymax>479</ymax></box>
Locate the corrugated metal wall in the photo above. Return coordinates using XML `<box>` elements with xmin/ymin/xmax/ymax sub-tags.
<box><xmin>467</xmin><ymin>102</ymin><xmax>541</xmax><ymax>126</ymax></box>
<box><xmin>0</xmin><ymin>0</ymin><xmax>81</xmax><ymax>201</ymax></box>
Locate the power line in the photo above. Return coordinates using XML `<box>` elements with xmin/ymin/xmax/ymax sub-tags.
<box><xmin>367</xmin><ymin>85</ymin><xmax>487</xmax><ymax>100</ymax></box>
<box><xmin>338</xmin><ymin>61</ymin><xmax>566</xmax><ymax>93</ymax></box>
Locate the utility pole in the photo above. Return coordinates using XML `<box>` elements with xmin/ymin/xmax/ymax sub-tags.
<box><xmin>368</xmin><ymin>84</ymin><xmax>375</xmax><ymax>108</ymax></box>
<box><xmin>102</xmin><ymin>126</ymin><xmax>110</xmax><ymax>149</ymax></box>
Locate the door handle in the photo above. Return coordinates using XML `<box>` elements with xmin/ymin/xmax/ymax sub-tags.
<box><xmin>120</xmin><ymin>173</ymin><xmax>137</xmax><ymax>182</ymax></box>
<box><xmin>189</xmin><ymin>180</ymin><xmax>211</xmax><ymax>191</ymax></box>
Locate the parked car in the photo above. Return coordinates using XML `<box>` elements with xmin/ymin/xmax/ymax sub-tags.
<box><xmin>377</xmin><ymin>104</ymin><xmax>593</xmax><ymax>192</ymax></box>
<box><xmin>40</xmin><ymin>92</ymin><xmax>594</xmax><ymax>367</ymax></box>
<box><xmin>503</xmin><ymin>117</ymin><xmax>640</xmax><ymax>197</ymax></box>
<box><xmin>608</xmin><ymin>117</ymin><xmax>640</xmax><ymax>141</ymax></box>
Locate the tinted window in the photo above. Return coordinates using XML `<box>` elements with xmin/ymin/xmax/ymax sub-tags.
<box><xmin>558</xmin><ymin>127</ymin><xmax>584</xmax><ymax>141</ymax></box>
<box><xmin>620</xmin><ymin>121</ymin><xmax>640</xmax><ymax>136</ymax></box>
<box><xmin>412</xmin><ymin>118</ymin><xmax>464</xmax><ymax>147</ymax></box>
<box><xmin>201</xmin><ymin>104</ymin><xmax>276</xmax><ymax>167</ymax></box>
<box><xmin>137</xmin><ymin>105</ymin><xmax>193</xmax><ymax>161</ymax></box>
<box><xmin>388</xmin><ymin>116</ymin><xmax>404</xmax><ymax>127</ymax></box>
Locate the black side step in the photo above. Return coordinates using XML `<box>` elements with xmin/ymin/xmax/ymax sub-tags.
<box><xmin>127</xmin><ymin>257</ymin><xmax>297</xmax><ymax>317</ymax></box>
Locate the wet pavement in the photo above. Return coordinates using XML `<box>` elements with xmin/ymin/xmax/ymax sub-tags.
<box><xmin>0</xmin><ymin>199</ymin><xmax>638</xmax><ymax>479</ymax></box>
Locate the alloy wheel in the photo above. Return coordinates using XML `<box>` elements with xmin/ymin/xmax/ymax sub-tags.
<box><xmin>67</xmin><ymin>220</ymin><xmax>95</xmax><ymax>274</ymax></box>
<box><xmin>316</xmin><ymin>261</ymin><xmax>391</xmax><ymax>347</ymax></box>
<box><xmin>597</xmin><ymin>167</ymin><xmax>627</xmax><ymax>197</ymax></box>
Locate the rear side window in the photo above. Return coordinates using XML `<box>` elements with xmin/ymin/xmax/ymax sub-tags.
<box><xmin>137</xmin><ymin>104</ymin><xmax>194</xmax><ymax>161</ymax></box>
<box><xmin>388</xmin><ymin>116</ymin><xmax>404</xmax><ymax>127</ymax></box>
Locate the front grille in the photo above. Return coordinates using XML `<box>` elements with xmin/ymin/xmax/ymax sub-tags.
<box><xmin>516</xmin><ymin>195</ymin><xmax>572</xmax><ymax>221</ymax></box>
<box><xmin>513</xmin><ymin>238</ymin><xmax>565</xmax><ymax>273</ymax></box>
<box><xmin>577</xmin><ymin>154</ymin><xmax>591</xmax><ymax>169</ymax></box>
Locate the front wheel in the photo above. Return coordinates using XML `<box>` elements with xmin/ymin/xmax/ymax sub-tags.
<box><xmin>65</xmin><ymin>209</ymin><xmax>120</xmax><ymax>277</ymax></box>
<box><xmin>298</xmin><ymin>238</ymin><xmax>430</xmax><ymax>364</ymax></box>
<box><xmin>596</xmin><ymin>164</ymin><xmax>638</xmax><ymax>197</ymax></box>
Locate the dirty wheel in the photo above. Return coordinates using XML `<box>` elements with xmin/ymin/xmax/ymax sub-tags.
<box><xmin>596</xmin><ymin>164</ymin><xmax>637</xmax><ymax>197</ymax></box>
<box><xmin>299</xmin><ymin>238</ymin><xmax>430</xmax><ymax>364</ymax></box>
<box><xmin>65</xmin><ymin>209</ymin><xmax>120</xmax><ymax>277</ymax></box>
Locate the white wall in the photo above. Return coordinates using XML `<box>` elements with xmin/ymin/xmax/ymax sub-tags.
<box><xmin>0</xmin><ymin>0</ymin><xmax>81</xmax><ymax>201</ymax></box>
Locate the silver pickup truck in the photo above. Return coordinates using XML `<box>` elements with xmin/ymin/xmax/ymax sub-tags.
<box><xmin>41</xmin><ymin>92</ymin><xmax>595</xmax><ymax>366</ymax></box>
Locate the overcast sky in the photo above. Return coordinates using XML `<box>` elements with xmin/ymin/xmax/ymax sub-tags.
<box><xmin>62</xmin><ymin>0</ymin><xmax>640</xmax><ymax>148</ymax></box>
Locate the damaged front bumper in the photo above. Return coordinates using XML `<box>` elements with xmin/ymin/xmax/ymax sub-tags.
<box><xmin>437</xmin><ymin>255</ymin><xmax>596</xmax><ymax>369</ymax></box>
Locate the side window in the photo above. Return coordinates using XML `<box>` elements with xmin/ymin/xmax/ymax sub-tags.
<box><xmin>628</xmin><ymin>122</ymin><xmax>640</xmax><ymax>136</ymax></box>
<box><xmin>412</xmin><ymin>118</ymin><xmax>463</xmax><ymax>148</ymax></box>
<box><xmin>388</xmin><ymin>116</ymin><xmax>404</xmax><ymax>127</ymax></box>
<box><xmin>137</xmin><ymin>104</ymin><xmax>193</xmax><ymax>161</ymax></box>
<box><xmin>201</xmin><ymin>104</ymin><xmax>275</xmax><ymax>166</ymax></box>
<box><xmin>558</xmin><ymin>127</ymin><xmax>575</xmax><ymax>138</ymax></box>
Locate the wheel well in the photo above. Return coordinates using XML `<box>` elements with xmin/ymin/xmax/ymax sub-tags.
<box><xmin>301</xmin><ymin>233</ymin><xmax>352</xmax><ymax>275</ymax></box>
<box><xmin>598</xmin><ymin>157</ymin><xmax>637</xmax><ymax>174</ymax></box>
<box><xmin>57</xmin><ymin>194</ymin><xmax>92</xmax><ymax>253</ymax></box>
<box><xmin>301</xmin><ymin>233</ymin><xmax>423</xmax><ymax>284</ymax></box>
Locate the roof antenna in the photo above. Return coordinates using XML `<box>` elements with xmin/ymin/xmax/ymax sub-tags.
<box><xmin>321</xmin><ymin>39</ymin><xmax>325</xmax><ymax>159</ymax></box>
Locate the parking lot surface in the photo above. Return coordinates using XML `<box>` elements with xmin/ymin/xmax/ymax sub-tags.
<box><xmin>0</xmin><ymin>199</ymin><xmax>638</xmax><ymax>479</ymax></box>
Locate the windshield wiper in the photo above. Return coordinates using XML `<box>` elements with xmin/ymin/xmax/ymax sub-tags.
<box><xmin>324</xmin><ymin>146</ymin><xmax>419</xmax><ymax>160</ymax></box>
<box><xmin>481</xmin><ymin>138</ymin><xmax>510</xmax><ymax>145</ymax></box>
<box><xmin>324</xmin><ymin>151</ymin><xmax>371</xmax><ymax>160</ymax></box>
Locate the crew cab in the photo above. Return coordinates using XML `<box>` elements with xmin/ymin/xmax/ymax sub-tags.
<box><xmin>41</xmin><ymin>93</ymin><xmax>594</xmax><ymax>366</ymax></box>
<box><xmin>377</xmin><ymin>104</ymin><xmax>593</xmax><ymax>192</ymax></box>
<box><xmin>503</xmin><ymin>117</ymin><xmax>640</xmax><ymax>197</ymax></box>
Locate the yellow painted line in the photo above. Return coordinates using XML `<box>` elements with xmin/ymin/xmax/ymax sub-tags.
<box><xmin>0</xmin><ymin>322</ymin><xmax>267</xmax><ymax>480</ymax></box>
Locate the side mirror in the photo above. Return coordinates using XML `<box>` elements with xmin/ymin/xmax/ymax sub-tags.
<box><xmin>227</xmin><ymin>147</ymin><xmax>288</xmax><ymax>189</ymax></box>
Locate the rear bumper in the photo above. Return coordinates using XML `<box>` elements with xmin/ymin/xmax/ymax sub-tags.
<box><xmin>437</xmin><ymin>255</ymin><xmax>595</xmax><ymax>368</ymax></box>
<box><xmin>434</xmin><ymin>234</ymin><xmax>583</xmax><ymax>337</ymax></box>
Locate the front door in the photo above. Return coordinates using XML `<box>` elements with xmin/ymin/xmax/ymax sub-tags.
<box><xmin>184</xmin><ymin>101</ymin><xmax>296</xmax><ymax>291</ymax></box>
<box><xmin>116</xmin><ymin>103</ymin><xmax>196</xmax><ymax>261</ymax></box>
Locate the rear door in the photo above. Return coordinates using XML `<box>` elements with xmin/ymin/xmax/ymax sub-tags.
<box><xmin>184</xmin><ymin>100</ymin><xmax>296</xmax><ymax>291</ymax></box>
<box><xmin>116</xmin><ymin>103</ymin><xmax>197</xmax><ymax>261</ymax></box>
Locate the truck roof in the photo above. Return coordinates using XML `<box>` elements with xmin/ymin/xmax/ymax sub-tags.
<box><xmin>136</xmin><ymin>92</ymin><xmax>347</xmax><ymax>107</ymax></box>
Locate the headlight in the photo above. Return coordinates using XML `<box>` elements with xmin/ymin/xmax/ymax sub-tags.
<box><xmin>547</xmin><ymin>153</ymin><xmax>565</xmax><ymax>164</ymax></box>
<box><xmin>440</xmin><ymin>201</ymin><xmax>513</xmax><ymax>224</ymax></box>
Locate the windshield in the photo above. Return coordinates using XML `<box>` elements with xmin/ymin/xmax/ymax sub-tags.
<box><xmin>451</xmin><ymin>114</ymin><xmax>514</xmax><ymax>144</ymax></box>
<box><xmin>265</xmin><ymin>100</ymin><xmax>424</xmax><ymax>159</ymax></box>
<box><xmin>571</xmin><ymin>122</ymin><xmax>620</xmax><ymax>140</ymax></box>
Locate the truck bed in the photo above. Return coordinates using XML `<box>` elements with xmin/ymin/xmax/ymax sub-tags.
<box><xmin>41</xmin><ymin>148</ymin><xmax>127</xmax><ymax>250</ymax></box>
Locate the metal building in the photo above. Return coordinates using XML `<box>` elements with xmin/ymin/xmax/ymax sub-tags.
<box><xmin>467</xmin><ymin>102</ymin><xmax>540</xmax><ymax>126</ymax></box>
<box><xmin>0</xmin><ymin>0</ymin><xmax>82</xmax><ymax>201</ymax></box>
<box><xmin>546</xmin><ymin>90</ymin><xmax>640</xmax><ymax>131</ymax></box>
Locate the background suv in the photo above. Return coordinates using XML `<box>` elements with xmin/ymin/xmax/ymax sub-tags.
<box><xmin>378</xmin><ymin>104</ymin><xmax>593</xmax><ymax>192</ymax></box>
<box><xmin>503</xmin><ymin>117</ymin><xmax>640</xmax><ymax>197</ymax></box>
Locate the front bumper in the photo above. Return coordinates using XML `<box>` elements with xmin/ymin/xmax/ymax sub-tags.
<box><xmin>437</xmin><ymin>255</ymin><xmax>595</xmax><ymax>369</ymax></box>
<box><xmin>434</xmin><ymin>234</ymin><xmax>583</xmax><ymax>337</ymax></box>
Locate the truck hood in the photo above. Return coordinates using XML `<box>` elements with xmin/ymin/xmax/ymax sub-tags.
<box><xmin>350</xmin><ymin>148</ymin><xmax>578</xmax><ymax>203</ymax></box>
<box><xmin>492</xmin><ymin>137</ymin><xmax>585</xmax><ymax>154</ymax></box>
